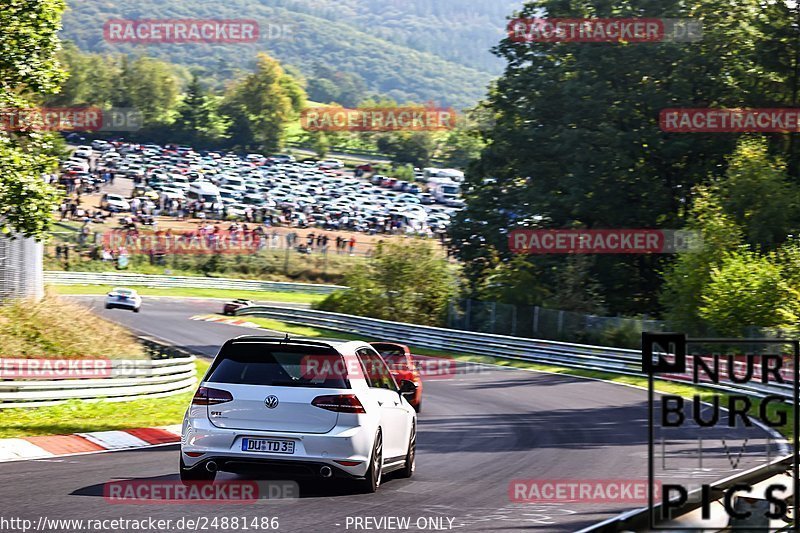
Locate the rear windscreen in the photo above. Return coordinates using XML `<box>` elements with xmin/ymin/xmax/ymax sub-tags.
<box><xmin>207</xmin><ymin>343</ymin><xmax>350</xmax><ymax>388</ymax></box>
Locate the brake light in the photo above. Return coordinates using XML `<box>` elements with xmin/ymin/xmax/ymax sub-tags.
<box><xmin>334</xmin><ymin>460</ymin><xmax>363</xmax><ymax>467</ymax></box>
<box><xmin>312</xmin><ymin>394</ymin><xmax>366</xmax><ymax>414</ymax></box>
<box><xmin>192</xmin><ymin>386</ymin><xmax>233</xmax><ymax>405</ymax></box>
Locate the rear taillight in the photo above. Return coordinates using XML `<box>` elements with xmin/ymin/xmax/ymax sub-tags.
<box><xmin>334</xmin><ymin>460</ymin><xmax>363</xmax><ymax>467</ymax></box>
<box><xmin>312</xmin><ymin>394</ymin><xmax>366</xmax><ymax>414</ymax></box>
<box><xmin>192</xmin><ymin>386</ymin><xmax>233</xmax><ymax>405</ymax></box>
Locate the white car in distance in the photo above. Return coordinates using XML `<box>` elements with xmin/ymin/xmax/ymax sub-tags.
<box><xmin>104</xmin><ymin>288</ymin><xmax>142</xmax><ymax>313</ymax></box>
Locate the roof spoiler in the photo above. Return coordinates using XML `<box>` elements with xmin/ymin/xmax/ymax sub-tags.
<box><xmin>228</xmin><ymin>335</ymin><xmax>335</xmax><ymax>349</ymax></box>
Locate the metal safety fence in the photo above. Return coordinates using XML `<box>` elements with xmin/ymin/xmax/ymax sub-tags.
<box><xmin>235</xmin><ymin>305</ymin><xmax>798</xmax><ymax>400</ymax></box>
<box><xmin>0</xmin><ymin>336</ymin><xmax>198</xmax><ymax>409</ymax></box>
<box><xmin>0</xmin><ymin>234</ymin><xmax>44</xmax><ymax>302</ymax></box>
<box><xmin>44</xmin><ymin>271</ymin><xmax>346</xmax><ymax>294</ymax></box>
<box><xmin>447</xmin><ymin>299</ymin><xmax>664</xmax><ymax>347</ymax></box>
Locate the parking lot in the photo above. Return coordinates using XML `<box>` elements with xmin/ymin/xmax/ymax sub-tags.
<box><xmin>58</xmin><ymin>140</ymin><xmax>463</xmax><ymax>252</ymax></box>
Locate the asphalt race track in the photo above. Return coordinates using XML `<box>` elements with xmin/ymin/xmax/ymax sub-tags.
<box><xmin>0</xmin><ymin>296</ymin><xmax>786</xmax><ymax>532</ymax></box>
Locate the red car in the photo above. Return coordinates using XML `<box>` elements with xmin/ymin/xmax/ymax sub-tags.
<box><xmin>370</xmin><ymin>342</ymin><xmax>423</xmax><ymax>412</ymax></box>
<box><xmin>222</xmin><ymin>299</ymin><xmax>253</xmax><ymax>316</ymax></box>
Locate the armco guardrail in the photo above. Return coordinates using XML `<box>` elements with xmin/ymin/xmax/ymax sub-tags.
<box><xmin>44</xmin><ymin>271</ymin><xmax>347</xmax><ymax>295</ymax></box>
<box><xmin>0</xmin><ymin>336</ymin><xmax>199</xmax><ymax>409</ymax></box>
<box><xmin>0</xmin><ymin>356</ymin><xmax>197</xmax><ymax>409</ymax></box>
<box><xmin>235</xmin><ymin>306</ymin><xmax>796</xmax><ymax>400</ymax></box>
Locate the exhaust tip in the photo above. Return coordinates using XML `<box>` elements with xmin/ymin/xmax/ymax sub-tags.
<box><xmin>206</xmin><ymin>461</ymin><xmax>218</xmax><ymax>473</ymax></box>
<box><xmin>320</xmin><ymin>466</ymin><xmax>333</xmax><ymax>478</ymax></box>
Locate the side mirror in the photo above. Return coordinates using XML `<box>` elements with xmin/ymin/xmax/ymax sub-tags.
<box><xmin>398</xmin><ymin>379</ymin><xmax>417</xmax><ymax>400</ymax></box>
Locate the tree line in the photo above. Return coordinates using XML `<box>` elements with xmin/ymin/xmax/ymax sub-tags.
<box><xmin>448</xmin><ymin>0</ymin><xmax>800</xmax><ymax>337</ymax></box>
<box><xmin>48</xmin><ymin>43</ymin><xmax>306</xmax><ymax>152</ymax></box>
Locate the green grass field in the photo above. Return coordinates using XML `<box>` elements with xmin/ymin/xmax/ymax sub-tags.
<box><xmin>50</xmin><ymin>284</ymin><xmax>328</xmax><ymax>304</ymax></box>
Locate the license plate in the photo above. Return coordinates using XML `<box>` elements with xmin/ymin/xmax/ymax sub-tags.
<box><xmin>241</xmin><ymin>438</ymin><xmax>295</xmax><ymax>454</ymax></box>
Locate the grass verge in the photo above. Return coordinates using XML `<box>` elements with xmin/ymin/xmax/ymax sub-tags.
<box><xmin>0</xmin><ymin>360</ymin><xmax>209</xmax><ymax>438</ymax></box>
<box><xmin>240</xmin><ymin>316</ymin><xmax>365</xmax><ymax>340</ymax></box>
<box><xmin>50</xmin><ymin>284</ymin><xmax>327</xmax><ymax>304</ymax></box>
<box><xmin>0</xmin><ymin>290</ymin><xmax>145</xmax><ymax>359</ymax></box>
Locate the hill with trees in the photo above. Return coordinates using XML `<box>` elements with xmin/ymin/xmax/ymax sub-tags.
<box><xmin>59</xmin><ymin>0</ymin><xmax>520</xmax><ymax>108</ymax></box>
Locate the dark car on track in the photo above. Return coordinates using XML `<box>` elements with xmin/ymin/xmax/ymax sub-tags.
<box><xmin>222</xmin><ymin>299</ymin><xmax>253</xmax><ymax>316</ymax></box>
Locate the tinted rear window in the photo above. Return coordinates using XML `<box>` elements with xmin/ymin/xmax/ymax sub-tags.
<box><xmin>207</xmin><ymin>343</ymin><xmax>350</xmax><ymax>388</ymax></box>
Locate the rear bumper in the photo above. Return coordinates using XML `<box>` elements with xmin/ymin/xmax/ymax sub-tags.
<box><xmin>106</xmin><ymin>301</ymin><xmax>139</xmax><ymax>309</ymax></box>
<box><xmin>182</xmin><ymin>456</ymin><xmax>361</xmax><ymax>479</ymax></box>
<box><xmin>181</xmin><ymin>414</ymin><xmax>374</xmax><ymax>478</ymax></box>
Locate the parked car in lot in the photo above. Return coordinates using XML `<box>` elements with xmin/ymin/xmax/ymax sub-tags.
<box><xmin>186</xmin><ymin>181</ymin><xmax>223</xmax><ymax>212</ymax></box>
<box><xmin>181</xmin><ymin>336</ymin><xmax>418</xmax><ymax>492</ymax></box>
<box><xmin>91</xmin><ymin>140</ymin><xmax>112</xmax><ymax>151</ymax></box>
<box><xmin>59</xmin><ymin>138</ymin><xmax>462</xmax><ymax>236</ymax></box>
<box><xmin>73</xmin><ymin>146</ymin><xmax>92</xmax><ymax>159</ymax></box>
<box><xmin>223</xmin><ymin>299</ymin><xmax>253</xmax><ymax>316</ymax></box>
<box><xmin>104</xmin><ymin>288</ymin><xmax>142</xmax><ymax>312</ymax></box>
<box><xmin>370</xmin><ymin>342</ymin><xmax>423</xmax><ymax>412</ymax></box>
<box><xmin>269</xmin><ymin>154</ymin><xmax>296</xmax><ymax>164</ymax></box>
<box><xmin>318</xmin><ymin>159</ymin><xmax>344</xmax><ymax>170</ymax></box>
<box><xmin>100</xmin><ymin>193</ymin><xmax>130</xmax><ymax>212</ymax></box>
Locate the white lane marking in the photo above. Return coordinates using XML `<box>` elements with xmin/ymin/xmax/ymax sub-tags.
<box><xmin>159</xmin><ymin>424</ymin><xmax>182</xmax><ymax>435</ymax></box>
<box><xmin>0</xmin><ymin>439</ymin><xmax>53</xmax><ymax>461</ymax></box>
<box><xmin>78</xmin><ymin>430</ymin><xmax>150</xmax><ymax>449</ymax></box>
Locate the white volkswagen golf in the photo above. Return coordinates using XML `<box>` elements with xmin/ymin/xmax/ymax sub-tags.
<box><xmin>181</xmin><ymin>336</ymin><xmax>418</xmax><ymax>492</ymax></box>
